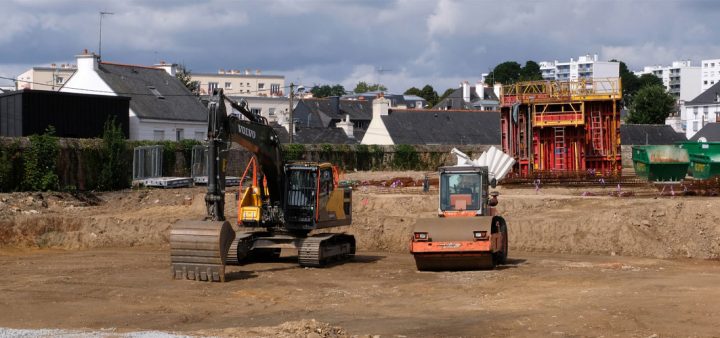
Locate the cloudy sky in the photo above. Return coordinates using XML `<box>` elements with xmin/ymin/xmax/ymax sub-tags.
<box><xmin>1</xmin><ymin>0</ymin><xmax>718</xmax><ymax>93</ymax></box>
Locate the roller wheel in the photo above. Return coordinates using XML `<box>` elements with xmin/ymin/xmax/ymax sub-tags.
<box><xmin>493</xmin><ymin>221</ymin><xmax>508</xmax><ymax>266</ymax></box>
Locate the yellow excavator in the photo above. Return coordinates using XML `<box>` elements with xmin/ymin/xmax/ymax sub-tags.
<box><xmin>170</xmin><ymin>89</ymin><xmax>354</xmax><ymax>282</ymax></box>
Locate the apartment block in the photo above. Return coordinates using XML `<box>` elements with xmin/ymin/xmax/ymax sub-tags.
<box><xmin>701</xmin><ymin>59</ymin><xmax>720</xmax><ymax>92</ymax></box>
<box><xmin>16</xmin><ymin>64</ymin><xmax>77</xmax><ymax>91</ymax></box>
<box><xmin>636</xmin><ymin>60</ymin><xmax>701</xmax><ymax>101</ymax></box>
<box><xmin>539</xmin><ymin>54</ymin><xmax>619</xmax><ymax>81</ymax></box>
<box><xmin>192</xmin><ymin>69</ymin><xmax>284</xmax><ymax>97</ymax></box>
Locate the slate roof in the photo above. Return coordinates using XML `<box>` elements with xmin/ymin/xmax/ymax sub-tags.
<box><xmin>380</xmin><ymin>110</ymin><xmax>501</xmax><ymax>145</ymax></box>
<box><xmin>434</xmin><ymin>86</ymin><xmax>498</xmax><ymax>110</ymax></box>
<box><xmin>687</xmin><ymin>82</ymin><xmax>720</xmax><ymax>105</ymax></box>
<box><xmin>272</xmin><ymin>123</ymin><xmax>359</xmax><ymax>144</ymax></box>
<box><xmin>690</xmin><ymin>123</ymin><xmax>720</xmax><ymax>142</ymax></box>
<box><xmin>620</xmin><ymin>124</ymin><xmax>686</xmax><ymax>145</ymax></box>
<box><xmin>97</xmin><ymin>62</ymin><xmax>206</xmax><ymax>122</ymax></box>
<box><xmin>293</xmin><ymin>98</ymin><xmax>372</xmax><ymax>127</ymax></box>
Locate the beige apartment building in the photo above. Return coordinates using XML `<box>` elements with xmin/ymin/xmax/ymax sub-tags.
<box><xmin>192</xmin><ymin>69</ymin><xmax>285</xmax><ymax>97</ymax></box>
<box><xmin>16</xmin><ymin>64</ymin><xmax>77</xmax><ymax>91</ymax></box>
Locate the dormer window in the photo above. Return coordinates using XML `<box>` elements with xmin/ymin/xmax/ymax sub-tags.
<box><xmin>148</xmin><ymin>86</ymin><xmax>165</xmax><ymax>99</ymax></box>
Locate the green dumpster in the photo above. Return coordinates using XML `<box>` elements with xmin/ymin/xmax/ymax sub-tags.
<box><xmin>676</xmin><ymin>142</ymin><xmax>720</xmax><ymax>177</ymax></box>
<box><xmin>689</xmin><ymin>153</ymin><xmax>720</xmax><ymax>179</ymax></box>
<box><xmin>632</xmin><ymin>145</ymin><xmax>689</xmax><ymax>182</ymax></box>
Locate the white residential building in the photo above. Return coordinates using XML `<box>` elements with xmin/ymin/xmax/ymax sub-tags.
<box><xmin>636</xmin><ymin>60</ymin><xmax>702</xmax><ymax>101</ymax></box>
<box><xmin>16</xmin><ymin>64</ymin><xmax>77</xmax><ymax>91</ymax></box>
<box><xmin>539</xmin><ymin>54</ymin><xmax>619</xmax><ymax>81</ymax></box>
<box><xmin>682</xmin><ymin>82</ymin><xmax>720</xmax><ymax>139</ymax></box>
<box><xmin>701</xmin><ymin>58</ymin><xmax>720</xmax><ymax>92</ymax></box>
<box><xmin>61</xmin><ymin>50</ymin><xmax>207</xmax><ymax>141</ymax></box>
<box><xmin>192</xmin><ymin>69</ymin><xmax>284</xmax><ymax>97</ymax></box>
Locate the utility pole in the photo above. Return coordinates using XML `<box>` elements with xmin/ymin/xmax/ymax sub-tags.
<box><xmin>289</xmin><ymin>82</ymin><xmax>295</xmax><ymax>143</ymax></box>
<box><xmin>98</xmin><ymin>11</ymin><xmax>114</xmax><ymax>60</ymax></box>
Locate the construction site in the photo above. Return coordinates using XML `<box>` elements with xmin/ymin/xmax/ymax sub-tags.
<box><xmin>0</xmin><ymin>84</ymin><xmax>720</xmax><ymax>337</ymax></box>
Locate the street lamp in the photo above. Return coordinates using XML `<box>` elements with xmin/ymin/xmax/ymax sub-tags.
<box><xmin>98</xmin><ymin>11</ymin><xmax>114</xmax><ymax>60</ymax></box>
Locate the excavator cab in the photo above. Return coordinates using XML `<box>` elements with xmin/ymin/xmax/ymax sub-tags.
<box><xmin>284</xmin><ymin>163</ymin><xmax>352</xmax><ymax>232</ymax></box>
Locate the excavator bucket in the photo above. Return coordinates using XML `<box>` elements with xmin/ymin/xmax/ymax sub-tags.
<box><xmin>170</xmin><ymin>220</ymin><xmax>235</xmax><ymax>282</ymax></box>
<box><xmin>411</xmin><ymin>217</ymin><xmax>496</xmax><ymax>271</ymax></box>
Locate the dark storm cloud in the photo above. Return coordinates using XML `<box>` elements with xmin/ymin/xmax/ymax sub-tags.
<box><xmin>1</xmin><ymin>0</ymin><xmax>718</xmax><ymax>92</ymax></box>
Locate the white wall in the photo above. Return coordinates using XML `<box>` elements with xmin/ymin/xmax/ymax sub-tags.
<box><xmin>361</xmin><ymin>97</ymin><xmax>394</xmax><ymax>145</ymax></box>
<box><xmin>701</xmin><ymin>59</ymin><xmax>720</xmax><ymax>91</ymax></box>
<box><xmin>592</xmin><ymin>62</ymin><xmax>620</xmax><ymax>79</ymax></box>
<box><xmin>680</xmin><ymin>67</ymin><xmax>702</xmax><ymax>102</ymax></box>
<box><xmin>132</xmin><ymin>116</ymin><xmax>207</xmax><ymax>141</ymax></box>
<box><xmin>60</xmin><ymin>55</ymin><xmax>115</xmax><ymax>96</ymax></box>
<box><xmin>685</xmin><ymin>103</ymin><xmax>720</xmax><ymax>139</ymax></box>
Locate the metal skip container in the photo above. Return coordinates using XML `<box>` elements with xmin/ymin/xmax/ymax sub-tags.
<box><xmin>632</xmin><ymin>145</ymin><xmax>689</xmax><ymax>182</ymax></box>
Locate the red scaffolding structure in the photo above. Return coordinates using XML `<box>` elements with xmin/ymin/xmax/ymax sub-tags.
<box><xmin>500</xmin><ymin>78</ymin><xmax>622</xmax><ymax>177</ymax></box>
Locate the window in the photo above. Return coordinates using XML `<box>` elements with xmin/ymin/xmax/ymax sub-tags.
<box><xmin>268</xmin><ymin>108</ymin><xmax>276</xmax><ymax>116</ymax></box>
<box><xmin>148</xmin><ymin>86</ymin><xmax>164</xmax><ymax>99</ymax></box>
<box><xmin>251</xmin><ymin>108</ymin><xmax>261</xmax><ymax>116</ymax></box>
<box><xmin>694</xmin><ymin>107</ymin><xmax>698</xmax><ymax>115</ymax></box>
<box><xmin>153</xmin><ymin>130</ymin><xmax>165</xmax><ymax>141</ymax></box>
<box><xmin>704</xmin><ymin>106</ymin><xmax>709</xmax><ymax>115</ymax></box>
<box><xmin>224</xmin><ymin>82</ymin><xmax>232</xmax><ymax>89</ymax></box>
<box><xmin>175</xmin><ymin>128</ymin><xmax>184</xmax><ymax>141</ymax></box>
<box><xmin>208</xmin><ymin>82</ymin><xmax>218</xmax><ymax>93</ymax></box>
<box><xmin>258</xmin><ymin>83</ymin><xmax>265</xmax><ymax>90</ymax></box>
<box><xmin>246</xmin><ymin>82</ymin><xmax>250</xmax><ymax>86</ymax></box>
<box><xmin>713</xmin><ymin>63</ymin><xmax>716</xmax><ymax>67</ymax></box>
<box><xmin>270</xmin><ymin>84</ymin><xmax>280</xmax><ymax>95</ymax></box>
<box><xmin>693</xmin><ymin>121</ymin><xmax>699</xmax><ymax>132</ymax></box>
<box><xmin>705</xmin><ymin>81</ymin><xmax>709</xmax><ymax>85</ymax></box>
<box><xmin>194</xmin><ymin>131</ymin><xmax>204</xmax><ymax>140</ymax></box>
<box><xmin>55</xmin><ymin>76</ymin><xmax>64</xmax><ymax>84</ymax></box>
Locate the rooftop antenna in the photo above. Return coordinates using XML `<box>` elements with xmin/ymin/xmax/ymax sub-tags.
<box><xmin>98</xmin><ymin>11</ymin><xmax>114</xmax><ymax>61</ymax></box>
<box><xmin>375</xmin><ymin>66</ymin><xmax>393</xmax><ymax>90</ymax></box>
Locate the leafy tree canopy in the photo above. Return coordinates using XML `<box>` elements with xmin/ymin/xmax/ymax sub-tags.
<box><xmin>175</xmin><ymin>64</ymin><xmax>199</xmax><ymax>95</ymax></box>
<box><xmin>354</xmin><ymin>81</ymin><xmax>387</xmax><ymax>94</ymax></box>
<box><xmin>485</xmin><ymin>60</ymin><xmax>542</xmax><ymax>85</ymax></box>
<box><xmin>310</xmin><ymin>84</ymin><xmax>346</xmax><ymax>98</ymax></box>
<box><xmin>625</xmin><ymin>84</ymin><xmax>676</xmax><ymax>124</ymax></box>
<box><xmin>404</xmin><ymin>87</ymin><xmax>421</xmax><ymax>96</ymax></box>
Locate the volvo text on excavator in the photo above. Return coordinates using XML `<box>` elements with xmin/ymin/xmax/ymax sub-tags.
<box><xmin>170</xmin><ymin>89</ymin><xmax>355</xmax><ymax>282</ymax></box>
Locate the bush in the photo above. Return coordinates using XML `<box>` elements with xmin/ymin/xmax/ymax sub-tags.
<box><xmin>0</xmin><ymin>140</ymin><xmax>24</xmax><ymax>192</ymax></box>
<box><xmin>23</xmin><ymin>127</ymin><xmax>60</xmax><ymax>191</ymax></box>
<box><xmin>393</xmin><ymin>144</ymin><xmax>419</xmax><ymax>170</ymax></box>
<box><xmin>97</xmin><ymin>117</ymin><xmax>130</xmax><ymax>190</ymax></box>
<box><xmin>284</xmin><ymin>144</ymin><xmax>306</xmax><ymax>161</ymax></box>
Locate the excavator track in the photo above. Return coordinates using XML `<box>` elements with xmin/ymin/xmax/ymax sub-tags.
<box><xmin>299</xmin><ymin>233</ymin><xmax>355</xmax><ymax>267</ymax></box>
<box><xmin>170</xmin><ymin>220</ymin><xmax>235</xmax><ymax>282</ymax></box>
<box><xmin>226</xmin><ymin>232</ymin><xmax>255</xmax><ymax>266</ymax></box>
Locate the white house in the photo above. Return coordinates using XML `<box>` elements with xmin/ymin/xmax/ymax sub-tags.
<box><xmin>61</xmin><ymin>50</ymin><xmax>207</xmax><ymax>141</ymax></box>
<box><xmin>683</xmin><ymin>81</ymin><xmax>720</xmax><ymax>139</ymax></box>
<box><xmin>701</xmin><ymin>58</ymin><xmax>720</xmax><ymax>92</ymax></box>
<box><xmin>635</xmin><ymin>60</ymin><xmax>702</xmax><ymax>101</ymax></box>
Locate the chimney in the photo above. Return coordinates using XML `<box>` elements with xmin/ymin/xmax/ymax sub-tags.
<box><xmin>335</xmin><ymin>114</ymin><xmax>355</xmax><ymax>139</ymax></box>
<box><xmin>154</xmin><ymin>61</ymin><xmax>177</xmax><ymax>76</ymax></box>
<box><xmin>76</xmin><ymin>49</ymin><xmax>99</xmax><ymax>72</ymax></box>
<box><xmin>462</xmin><ymin>81</ymin><xmax>470</xmax><ymax>102</ymax></box>
<box><xmin>372</xmin><ymin>96</ymin><xmax>390</xmax><ymax>117</ymax></box>
<box><xmin>329</xmin><ymin>96</ymin><xmax>340</xmax><ymax>115</ymax></box>
<box><xmin>493</xmin><ymin>83</ymin><xmax>502</xmax><ymax>99</ymax></box>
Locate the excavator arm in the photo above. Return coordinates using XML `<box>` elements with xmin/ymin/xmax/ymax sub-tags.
<box><xmin>171</xmin><ymin>89</ymin><xmax>287</xmax><ymax>282</ymax></box>
<box><xmin>204</xmin><ymin>89</ymin><xmax>285</xmax><ymax>222</ymax></box>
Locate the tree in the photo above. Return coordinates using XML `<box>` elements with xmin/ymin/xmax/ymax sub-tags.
<box><xmin>419</xmin><ymin>85</ymin><xmax>439</xmax><ymax>107</ymax></box>
<box><xmin>520</xmin><ymin>61</ymin><xmax>542</xmax><ymax>81</ymax></box>
<box><xmin>612</xmin><ymin>59</ymin><xmax>639</xmax><ymax>106</ymax></box>
<box><xmin>176</xmin><ymin>64</ymin><xmax>199</xmax><ymax>95</ymax></box>
<box><xmin>97</xmin><ymin>117</ymin><xmax>129</xmax><ymax>190</ymax></box>
<box><xmin>354</xmin><ymin>81</ymin><xmax>387</xmax><ymax>94</ymax></box>
<box><xmin>625</xmin><ymin>85</ymin><xmax>676</xmax><ymax>124</ymax></box>
<box><xmin>638</xmin><ymin>73</ymin><xmax>663</xmax><ymax>88</ymax></box>
<box><xmin>310</xmin><ymin>84</ymin><xmax>346</xmax><ymax>98</ymax></box>
<box><xmin>404</xmin><ymin>87</ymin><xmax>421</xmax><ymax>96</ymax></box>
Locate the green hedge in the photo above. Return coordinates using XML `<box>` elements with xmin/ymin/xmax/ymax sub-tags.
<box><xmin>0</xmin><ymin>136</ymin><xmax>493</xmax><ymax>192</ymax></box>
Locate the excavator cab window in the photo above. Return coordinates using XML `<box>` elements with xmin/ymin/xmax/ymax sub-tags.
<box><xmin>440</xmin><ymin>173</ymin><xmax>482</xmax><ymax>211</ymax></box>
<box><xmin>286</xmin><ymin>169</ymin><xmax>317</xmax><ymax>207</ymax></box>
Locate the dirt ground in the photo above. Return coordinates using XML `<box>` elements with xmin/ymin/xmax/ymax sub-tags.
<box><xmin>1</xmin><ymin>171</ymin><xmax>720</xmax><ymax>337</ymax></box>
